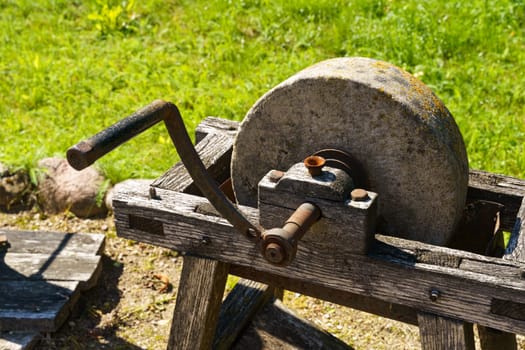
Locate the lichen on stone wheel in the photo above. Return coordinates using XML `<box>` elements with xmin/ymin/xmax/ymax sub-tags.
<box><xmin>231</xmin><ymin>57</ymin><xmax>468</xmax><ymax>246</ymax></box>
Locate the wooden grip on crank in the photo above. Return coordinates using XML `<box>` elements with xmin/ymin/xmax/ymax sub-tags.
<box><xmin>67</xmin><ymin>100</ymin><xmax>171</xmax><ymax>170</ymax></box>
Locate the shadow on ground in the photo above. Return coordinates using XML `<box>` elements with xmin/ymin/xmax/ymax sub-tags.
<box><xmin>36</xmin><ymin>255</ymin><xmax>143</xmax><ymax>350</ymax></box>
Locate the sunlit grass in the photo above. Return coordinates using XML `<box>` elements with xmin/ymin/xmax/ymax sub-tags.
<box><xmin>1</xmin><ymin>0</ymin><xmax>524</xmax><ymax>182</ymax></box>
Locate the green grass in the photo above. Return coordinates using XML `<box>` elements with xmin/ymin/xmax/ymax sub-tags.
<box><xmin>1</xmin><ymin>0</ymin><xmax>524</xmax><ymax>182</ymax></box>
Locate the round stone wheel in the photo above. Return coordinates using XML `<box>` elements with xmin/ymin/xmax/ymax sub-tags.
<box><xmin>231</xmin><ymin>57</ymin><xmax>469</xmax><ymax>246</ymax></box>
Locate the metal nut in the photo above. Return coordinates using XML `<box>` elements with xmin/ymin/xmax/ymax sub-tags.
<box><xmin>351</xmin><ymin>188</ymin><xmax>369</xmax><ymax>201</ymax></box>
<box><xmin>429</xmin><ymin>289</ymin><xmax>441</xmax><ymax>302</ymax></box>
<box><xmin>269</xmin><ymin>170</ymin><xmax>285</xmax><ymax>183</ymax></box>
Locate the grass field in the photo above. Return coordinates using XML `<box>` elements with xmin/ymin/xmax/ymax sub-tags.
<box><xmin>1</xmin><ymin>0</ymin><xmax>524</xmax><ymax>182</ymax></box>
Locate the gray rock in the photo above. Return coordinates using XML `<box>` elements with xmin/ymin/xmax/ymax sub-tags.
<box><xmin>0</xmin><ymin>163</ymin><xmax>33</xmax><ymax>211</ymax></box>
<box><xmin>37</xmin><ymin>157</ymin><xmax>109</xmax><ymax>218</ymax></box>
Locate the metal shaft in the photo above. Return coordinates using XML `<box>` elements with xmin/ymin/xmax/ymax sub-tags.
<box><xmin>261</xmin><ymin>202</ymin><xmax>321</xmax><ymax>266</ymax></box>
<box><xmin>67</xmin><ymin>100</ymin><xmax>261</xmax><ymax>238</ymax></box>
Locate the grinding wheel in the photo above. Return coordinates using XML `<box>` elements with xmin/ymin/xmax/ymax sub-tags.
<box><xmin>231</xmin><ymin>57</ymin><xmax>469</xmax><ymax>246</ymax></box>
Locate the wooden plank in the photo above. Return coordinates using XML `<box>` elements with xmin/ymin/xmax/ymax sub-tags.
<box><xmin>213</xmin><ymin>279</ymin><xmax>276</xmax><ymax>350</ymax></box>
<box><xmin>477</xmin><ymin>325</ymin><xmax>517</xmax><ymax>350</ymax></box>
<box><xmin>0</xmin><ymin>332</ymin><xmax>40</xmax><ymax>350</ymax></box>
<box><xmin>233</xmin><ymin>299</ymin><xmax>351</xmax><ymax>350</ymax></box>
<box><xmin>167</xmin><ymin>256</ymin><xmax>229</xmax><ymax>350</ymax></box>
<box><xmin>113</xmin><ymin>182</ymin><xmax>525</xmax><ymax>335</ymax></box>
<box><xmin>1</xmin><ymin>253</ymin><xmax>102</xmax><ymax>290</ymax></box>
<box><xmin>477</xmin><ymin>197</ymin><xmax>525</xmax><ymax>350</ymax></box>
<box><xmin>0</xmin><ymin>230</ymin><xmax>105</xmax><ymax>256</ymax></box>
<box><xmin>0</xmin><ymin>281</ymin><xmax>79</xmax><ymax>332</ymax></box>
<box><xmin>229</xmin><ymin>264</ymin><xmax>418</xmax><ymax>326</ymax></box>
<box><xmin>194</xmin><ymin>116</ymin><xmax>239</xmax><ymax>144</ymax></box>
<box><xmin>417</xmin><ymin>312</ymin><xmax>475</xmax><ymax>350</ymax></box>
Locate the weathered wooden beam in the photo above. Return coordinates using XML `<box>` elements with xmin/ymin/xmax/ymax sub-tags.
<box><xmin>417</xmin><ymin>312</ymin><xmax>475</xmax><ymax>350</ymax></box>
<box><xmin>213</xmin><ymin>279</ymin><xmax>276</xmax><ymax>350</ymax></box>
<box><xmin>232</xmin><ymin>299</ymin><xmax>352</xmax><ymax>350</ymax></box>
<box><xmin>113</xmin><ymin>181</ymin><xmax>525</xmax><ymax>335</ymax></box>
<box><xmin>194</xmin><ymin>116</ymin><xmax>239</xmax><ymax>144</ymax></box>
<box><xmin>229</xmin><ymin>264</ymin><xmax>418</xmax><ymax>326</ymax></box>
<box><xmin>167</xmin><ymin>256</ymin><xmax>229</xmax><ymax>350</ymax></box>
<box><xmin>477</xmin><ymin>325</ymin><xmax>517</xmax><ymax>350</ymax></box>
<box><xmin>477</xmin><ymin>197</ymin><xmax>525</xmax><ymax>350</ymax></box>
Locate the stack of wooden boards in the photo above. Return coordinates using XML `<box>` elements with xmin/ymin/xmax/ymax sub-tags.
<box><xmin>0</xmin><ymin>230</ymin><xmax>105</xmax><ymax>350</ymax></box>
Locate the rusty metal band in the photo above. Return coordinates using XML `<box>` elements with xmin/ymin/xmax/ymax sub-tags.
<box><xmin>312</xmin><ymin>148</ymin><xmax>369</xmax><ymax>189</ymax></box>
<box><xmin>67</xmin><ymin>100</ymin><xmax>261</xmax><ymax>238</ymax></box>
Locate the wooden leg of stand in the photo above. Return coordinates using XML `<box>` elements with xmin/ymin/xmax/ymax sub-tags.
<box><xmin>417</xmin><ymin>312</ymin><xmax>475</xmax><ymax>350</ymax></box>
<box><xmin>478</xmin><ymin>325</ymin><xmax>517</xmax><ymax>350</ymax></box>
<box><xmin>167</xmin><ymin>256</ymin><xmax>229</xmax><ymax>350</ymax></box>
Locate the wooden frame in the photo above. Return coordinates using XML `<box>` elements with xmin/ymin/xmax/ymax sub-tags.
<box><xmin>113</xmin><ymin>117</ymin><xmax>525</xmax><ymax>349</ymax></box>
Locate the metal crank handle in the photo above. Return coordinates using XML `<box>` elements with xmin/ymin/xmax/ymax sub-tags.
<box><xmin>67</xmin><ymin>100</ymin><xmax>261</xmax><ymax>238</ymax></box>
<box><xmin>261</xmin><ymin>202</ymin><xmax>321</xmax><ymax>266</ymax></box>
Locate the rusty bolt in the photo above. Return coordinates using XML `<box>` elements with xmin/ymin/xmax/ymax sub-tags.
<box><xmin>351</xmin><ymin>188</ymin><xmax>369</xmax><ymax>201</ymax></box>
<box><xmin>269</xmin><ymin>170</ymin><xmax>285</xmax><ymax>183</ymax></box>
<box><xmin>429</xmin><ymin>289</ymin><xmax>441</xmax><ymax>302</ymax></box>
<box><xmin>304</xmin><ymin>156</ymin><xmax>326</xmax><ymax>177</ymax></box>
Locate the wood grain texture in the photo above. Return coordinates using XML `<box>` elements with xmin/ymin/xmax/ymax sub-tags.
<box><xmin>0</xmin><ymin>230</ymin><xmax>105</xmax><ymax>256</ymax></box>
<box><xmin>229</xmin><ymin>264</ymin><xmax>418</xmax><ymax>326</ymax></box>
<box><xmin>0</xmin><ymin>281</ymin><xmax>79</xmax><ymax>332</ymax></box>
<box><xmin>113</xmin><ymin>181</ymin><xmax>525</xmax><ymax>335</ymax></box>
<box><xmin>213</xmin><ymin>279</ymin><xmax>275</xmax><ymax>350</ymax></box>
<box><xmin>0</xmin><ymin>230</ymin><xmax>105</xmax><ymax>334</ymax></box>
<box><xmin>194</xmin><ymin>116</ymin><xmax>239</xmax><ymax>144</ymax></box>
<box><xmin>0</xmin><ymin>332</ymin><xmax>40</xmax><ymax>350</ymax></box>
<box><xmin>417</xmin><ymin>312</ymin><xmax>474</xmax><ymax>350</ymax></box>
<box><xmin>167</xmin><ymin>256</ymin><xmax>229</xmax><ymax>350</ymax></box>
<box><xmin>1</xmin><ymin>253</ymin><xmax>101</xmax><ymax>290</ymax></box>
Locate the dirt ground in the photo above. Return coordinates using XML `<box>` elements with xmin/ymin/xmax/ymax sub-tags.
<box><xmin>1</xmin><ymin>210</ymin><xmax>522</xmax><ymax>350</ymax></box>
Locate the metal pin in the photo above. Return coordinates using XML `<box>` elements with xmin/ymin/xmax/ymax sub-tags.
<box><xmin>149</xmin><ymin>187</ymin><xmax>160</xmax><ymax>200</ymax></box>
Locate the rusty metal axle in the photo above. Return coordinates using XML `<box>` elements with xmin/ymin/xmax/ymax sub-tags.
<box><xmin>261</xmin><ymin>202</ymin><xmax>321</xmax><ymax>266</ymax></box>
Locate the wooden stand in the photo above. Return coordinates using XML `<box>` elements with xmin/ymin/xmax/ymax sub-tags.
<box><xmin>113</xmin><ymin>117</ymin><xmax>525</xmax><ymax>350</ymax></box>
